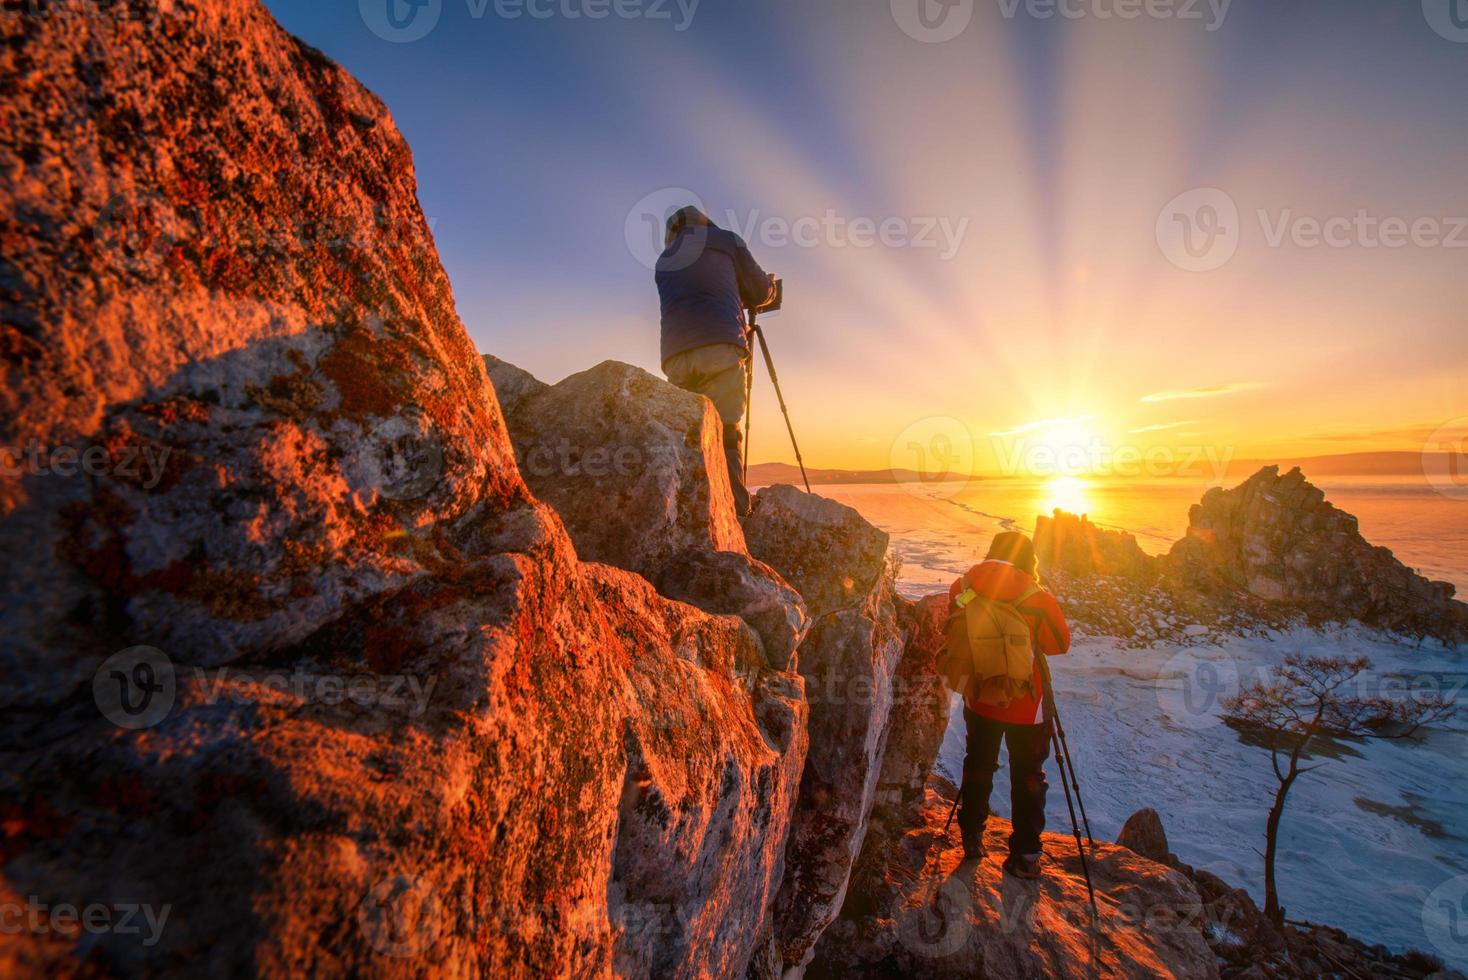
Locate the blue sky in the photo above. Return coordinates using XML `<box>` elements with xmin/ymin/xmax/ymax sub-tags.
<box><xmin>264</xmin><ymin>0</ymin><xmax>1467</xmax><ymax>471</ymax></box>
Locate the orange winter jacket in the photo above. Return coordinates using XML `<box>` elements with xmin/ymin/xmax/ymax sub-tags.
<box><xmin>947</xmin><ymin>560</ymin><xmax>1072</xmax><ymax>726</ymax></box>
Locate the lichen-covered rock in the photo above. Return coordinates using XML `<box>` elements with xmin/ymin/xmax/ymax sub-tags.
<box><xmin>745</xmin><ymin>484</ymin><xmax>891</xmax><ymax>619</ymax></box>
<box><xmin>1165</xmin><ymin>466</ymin><xmax>1468</xmax><ymax>642</ymax></box>
<box><xmin>808</xmin><ymin>785</ymin><xmax>1219</xmax><ymax>980</ymax></box>
<box><xmin>0</xmin><ymin>5</ymin><xmax>808</xmax><ymax>977</ymax></box>
<box><xmin>493</xmin><ymin>358</ymin><xmax>809</xmax><ymax>668</ymax></box>
<box><xmin>1</xmin><ymin>0</ymin><xmax>523</xmax><ymax>708</ymax></box>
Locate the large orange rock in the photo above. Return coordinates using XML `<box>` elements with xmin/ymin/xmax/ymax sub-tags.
<box><xmin>0</xmin><ymin>4</ymin><xmax>807</xmax><ymax>976</ymax></box>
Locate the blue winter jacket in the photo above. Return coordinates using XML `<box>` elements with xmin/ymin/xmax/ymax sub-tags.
<box><xmin>657</xmin><ymin>225</ymin><xmax>771</xmax><ymax>367</ymax></box>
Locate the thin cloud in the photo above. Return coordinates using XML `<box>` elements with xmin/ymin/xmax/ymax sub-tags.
<box><xmin>1129</xmin><ymin>420</ymin><xmax>1198</xmax><ymax>434</ymax></box>
<box><xmin>990</xmin><ymin>416</ymin><xmax>1090</xmax><ymax>437</ymax></box>
<box><xmin>1141</xmin><ymin>383</ymin><xmax>1262</xmax><ymax>404</ymax></box>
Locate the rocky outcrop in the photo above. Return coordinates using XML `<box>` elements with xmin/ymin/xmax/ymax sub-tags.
<box><xmin>1035</xmin><ymin>468</ymin><xmax>1467</xmax><ymax>646</ymax></box>
<box><xmin>1035</xmin><ymin>510</ymin><xmax>1156</xmax><ymax>586</ymax></box>
<box><xmin>808</xmin><ymin>783</ymin><xmax>1219</xmax><ymax>979</ymax></box>
<box><xmin>0</xmin><ymin>5</ymin><xmax>808</xmax><ymax>976</ymax></box>
<box><xmin>1165</xmin><ymin>466</ymin><xmax>1468</xmax><ymax>642</ymax></box>
<box><xmin>491</xmin><ymin>358</ymin><xmax>808</xmax><ymax>668</ymax></box>
<box><xmin>745</xmin><ymin>487</ymin><xmax>910</xmax><ymax>973</ymax></box>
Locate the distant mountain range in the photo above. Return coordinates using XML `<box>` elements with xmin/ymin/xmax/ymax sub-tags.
<box><xmin>1221</xmin><ymin>451</ymin><xmax>1454</xmax><ymax>479</ymax></box>
<box><xmin>745</xmin><ymin>463</ymin><xmax>978</xmax><ymax>486</ymax></box>
<box><xmin>747</xmin><ymin>452</ymin><xmax>1454</xmax><ymax>486</ymax></box>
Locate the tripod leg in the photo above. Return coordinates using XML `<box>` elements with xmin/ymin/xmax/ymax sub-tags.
<box><xmin>1055</xmin><ymin>723</ymin><xmax>1095</xmax><ymax>847</ymax></box>
<box><xmin>1052</xmin><ymin>727</ymin><xmax>1099</xmax><ymax>924</ymax></box>
<box><xmin>741</xmin><ymin>349</ymin><xmax>753</xmax><ymax>487</ymax></box>
<box><xmin>752</xmin><ymin>326</ymin><xmax>812</xmax><ymax>493</ymax></box>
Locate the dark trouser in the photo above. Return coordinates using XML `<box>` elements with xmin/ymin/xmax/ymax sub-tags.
<box><xmin>958</xmin><ymin>707</ymin><xmax>1051</xmax><ymax>857</ymax></box>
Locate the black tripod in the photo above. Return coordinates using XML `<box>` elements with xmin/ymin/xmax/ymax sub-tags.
<box><xmin>742</xmin><ymin>305</ymin><xmax>811</xmax><ymax>493</ymax></box>
<box><xmin>1038</xmin><ymin>652</ymin><xmax>1099</xmax><ymax>923</ymax></box>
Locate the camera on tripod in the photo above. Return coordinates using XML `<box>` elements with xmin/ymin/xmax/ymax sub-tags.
<box><xmin>752</xmin><ymin>276</ymin><xmax>783</xmax><ymax>316</ymax></box>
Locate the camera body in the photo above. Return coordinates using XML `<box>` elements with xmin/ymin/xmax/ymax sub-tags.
<box><xmin>754</xmin><ymin>276</ymin><xmax>783</xmax><ymax>315</ymax></box>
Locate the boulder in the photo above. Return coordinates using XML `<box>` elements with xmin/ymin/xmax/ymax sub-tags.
<box><xmin>500</xmin><ymin>359</ymin><xmax>745</xmax><ymax>570</ymax></box>
<box><xmin>483</xmin><ymin>354</ymin><xmax>549</xmax><ymax>416</ymax></box>
<box><xmin>745</xmin><ymin>485</ymin><xmax>891</xmax><ymax>619</ymax></box>
<box><xmin>0</xmin><ymin>5</ymin><xmax>808</xmax><ymax>976</ymax></box>
<box><xmin>493</xmin><ymin>358</ymin><xmax>808</xmax><ymax>668</ymax></box>
<box><xmin>807</xmin><ymin>785</ymin><xmax>1219</xmax><ymax>980</ymax></box>
<box><xmin>1116</xmin><ymin>808</ymin><xmax>1171</xmax><ymax>864</ymax></box>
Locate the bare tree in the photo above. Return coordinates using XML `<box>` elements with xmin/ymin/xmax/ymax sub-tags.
<box><xmin>1222</xmin><ymin>654</ymin><xmax>1457</xmax><ymax>926</ymax></box>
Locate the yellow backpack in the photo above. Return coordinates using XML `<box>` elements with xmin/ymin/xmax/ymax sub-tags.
<box><xmin>939</xmin><ymin>580</ymin><xmax>1041</xmax><ymax>707</ymax></box>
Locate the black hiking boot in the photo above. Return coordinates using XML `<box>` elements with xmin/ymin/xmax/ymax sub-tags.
<box><xmin>1002</xmin><ymin>852</ymin><xmax>1043</xmax><ymax>880</ymax></box>
<box><xmin>961</xmin><ymin>833</ymin><xmax>985</xmax><ymax>863</ymax></box>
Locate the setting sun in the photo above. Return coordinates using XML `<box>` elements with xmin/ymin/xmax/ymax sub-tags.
<box><xmin>1041</xmin><ymin>476</ymin><xmax>1091</xmax><ymax>516</ymax></box>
